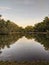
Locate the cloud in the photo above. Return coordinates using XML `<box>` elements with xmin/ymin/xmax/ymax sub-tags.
<box><xmin>0</xmin><ymin>6</ymin><xmax>11</xmax><ymax>10</ymax></box>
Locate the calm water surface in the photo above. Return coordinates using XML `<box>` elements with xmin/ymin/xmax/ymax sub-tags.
<box><xmin>0</xmin><ymin>34</ymin><xmax>49</xmax><ymax>61</ymax></box>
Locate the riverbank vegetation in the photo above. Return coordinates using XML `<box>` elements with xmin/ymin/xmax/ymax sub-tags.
<box><xmin>0</xmin><ymin>15</ymin><xmax>49</xmax><ymax>34</ymax></box>
<box><xmin>0</xmin><ymin>61</ymin><xmax>49</xmax><ymax>65</ymax></box>
<box><xmin>0</xmin><ymin>19</ymin><xmax>24</xmax><ymax>34</ymax></box>
<box><xmin>0</xmin><ymin>16</ymin><xmax>49</xmax><ymax>64</ymax></box>
<box><xmin>24</xmin><ymin>17</ymin><xmax>49</xmax><ymax>33</ymax></box>
<box><xmin>33</xmin><ymin>17</ymin><xmax>49</xmax><ymax>32</ymax></box>
<box><xmin>0</xmin><ymin>15</ymin><xmax>24</xmax><ymax>34</ymax></box>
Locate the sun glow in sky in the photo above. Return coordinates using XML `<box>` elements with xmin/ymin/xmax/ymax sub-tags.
<box><xmin>0</xmin><ymin>0</ymin><xmax>49</xmax><ymax>27</ymax></box>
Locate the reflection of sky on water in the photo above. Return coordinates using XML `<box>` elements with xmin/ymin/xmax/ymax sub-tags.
<box><xmin>0</xmin><ymin>37</ymin><xmax>49</xmax><ymax>61</ymax></box>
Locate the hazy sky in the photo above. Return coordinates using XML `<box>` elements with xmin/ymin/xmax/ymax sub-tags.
<box><xmin>0</xmin><ymin>0</ymin><xmax>49</xmax><ymax>27</ymax></box>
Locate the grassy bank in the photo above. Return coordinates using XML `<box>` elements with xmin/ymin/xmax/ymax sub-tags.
<box><xmin>0</xmin><ymin>61</ymin><xmax>49</xmax><ymax>65</ymax></box>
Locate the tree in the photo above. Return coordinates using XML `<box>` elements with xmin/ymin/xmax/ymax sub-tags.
<box><xmin>25</xmin><ymin>26</ymin><xmax>33</xmax><ymax>33</ymax></box>
<box><xmin>0</xmin><ymin>15</ymin><xmax>2</xmax><ymax>20</ymax></box>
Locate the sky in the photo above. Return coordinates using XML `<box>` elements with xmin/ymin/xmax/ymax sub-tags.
<box><xmin>0</xmin><ymin>0</ymin><xmax>49</xmax><ymax>27</ymax></box>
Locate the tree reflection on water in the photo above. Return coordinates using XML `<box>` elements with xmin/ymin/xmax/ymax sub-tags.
<box><xmin>0</xmin><ymin>33</ymin><xmax>49</xmax><ymax>54</ymax></box>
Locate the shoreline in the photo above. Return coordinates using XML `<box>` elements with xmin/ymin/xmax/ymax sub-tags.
<box><xmin>0</xmin><ymin>61</ymin><xmax>49</xmax><ymax>65</ymax></box>
<box><xmin>0</xmin><ymin>32</ymin><xmax>48</xmax><ymax>35</ymax></box>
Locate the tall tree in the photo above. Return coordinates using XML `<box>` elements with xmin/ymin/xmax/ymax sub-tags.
<box><xmin>0</xmin><ymin>15</ymin><xmax>2</xmax><ymax>20</ymax></box>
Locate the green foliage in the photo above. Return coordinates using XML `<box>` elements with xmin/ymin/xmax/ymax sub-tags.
<box><xmin>25</xmin><ymin>26</ymin><xmax>33</xmax><ymax>33</ymax></box>
<box><xmin>0</xmin><ymin>19</ymin><xmax>24</xmax><ymax>34</ymax></box>
<box><xmin>0</xmin><ymin>61</ymin><xmax>49</xmax><ymax>65</ymax></box>
<box><xmin>24</xmin><ymin>16</ymin><xmax>49</xmax><ymax>33</ymax></box>
<box><xmin>0</xmin><ymin>16</ymin><xmax>49</xmax><ymax>34</ymax></box>
<box><xmin>33</xmin><ymin>17</ymin><xmax>49</xmax><ymax>32</ymax></box>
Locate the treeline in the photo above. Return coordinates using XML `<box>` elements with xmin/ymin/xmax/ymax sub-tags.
<box><xmin>0</xmin><ymin>19</ymin><xmax>24</xmax><ymax>34</ymax></box>
<box><xmin>33</xmin><ymin>17</ymin><xmax>49</xmax><ymax>32</ymax></box>
<box><xmin>0</xmin><ymin>15</ymin><xmax>49</xmax><ymax>34</ymax></box>
<box><xmin>25</xmin><ymin>17</ymin><xmax>49</xmax><ymax>33</ymax></box>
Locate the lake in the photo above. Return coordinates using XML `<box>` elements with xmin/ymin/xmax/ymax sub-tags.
<box><xmin>0</xmin><ymin>34</ymin><xmax>49</xmax><ymax>61</ymax></box>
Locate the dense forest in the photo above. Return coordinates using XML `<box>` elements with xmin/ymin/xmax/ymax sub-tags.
<box><xmin>0</xmin><ymin>15</ymin><xmax>49</xmax><ymax>34</ymax></box>
<box><xmin>0</xmin><ymin>15</ymin><xmax>24</xmax><ymax>34</ymax></box>
<box><xmin>25</xmin><ymin>17</ymin><xmax>49</xmax><ymax>33</ymax></box>
<box><xmin>33</xmin><ymin>17</ymin><xmax>49</xmax><ymax>32</ymax></box>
